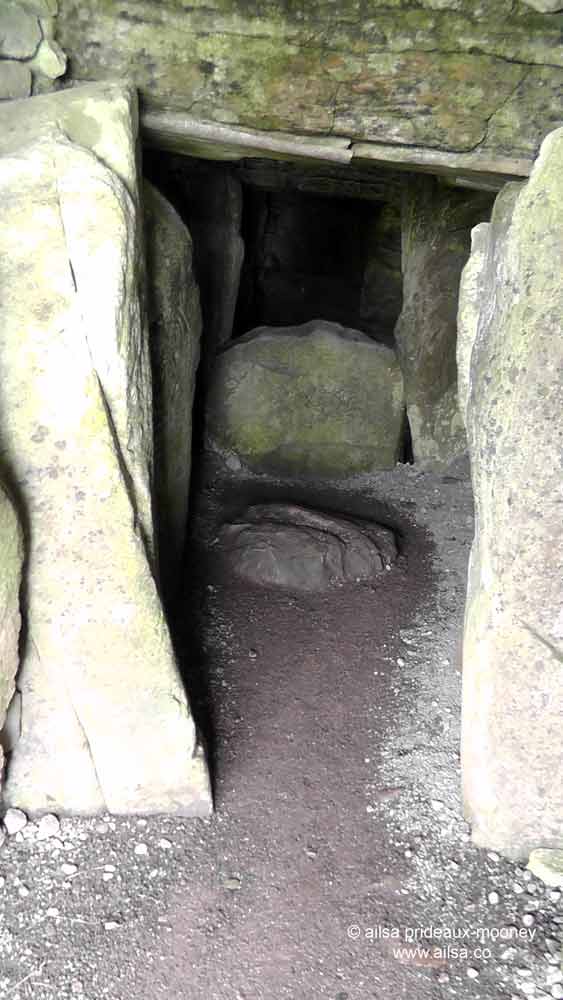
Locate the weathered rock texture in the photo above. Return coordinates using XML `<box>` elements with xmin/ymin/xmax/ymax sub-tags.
<box><xmin>143</xmin><ymin>180</ymin><xmax>202</xmax><ymax>605</ymax></box>
<box><xmin>394</xmin><ymin>177</ymin><xmax>492</xmax><ymax>465</ymax></box>
<box><xmin>360</xmin><ymin>202</ymin><xmax>403</xmax><ymax>347</ymax></box>
<box><xmin>457</xmin><ymin>128</ymin><xmax>563</xmax><ymax>857</ymax></box>
<box><xmin>56</xmin><ymin>1</ymin><xmax>563</xmax><ymax>167</ymax></box>
<box><xmin>206</xmin><ymin>320</ymin><xmax>405</xmax><ymax>478</ymax></box>
<box><xmin>0</xmin><ymin>83</ymin><xmax>210</xmax><ymax>816</ymax></box>
<box><xmin>0</xmin><ymin>487</ymin><xmax>24</xmax><ymax>786</ymax></box>
<box><xmin>183</xmin><ymin>164</ymin><xmax>244</xmax><ymax>379</ymax></box>
<box><xmin>144</xmin><ymin>156</ymin><xmax>244</xmax><ymax>381</ymax></box>
<box><xmin>523</xmin><ymin>1</ymin><xmax>563</xmax><ymax>11</ymax></box>
<box><xmin>0</xmin><ymin>1</ymin><xmax>66</xmax><ymax>100</ymax></box>
<box><xmin>220</xmin><ymin>504</ymin><xmax>397</xmax><ymax>592</ymax></box>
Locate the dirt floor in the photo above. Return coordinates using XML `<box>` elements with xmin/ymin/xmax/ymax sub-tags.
<box><xmin>0</xmin><ymin>458</ymin><xmax>561</xmax><ymax>1000</ymax></box>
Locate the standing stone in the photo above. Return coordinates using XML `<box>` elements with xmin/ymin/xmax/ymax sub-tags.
<box><xmin>457</xmin><ymin>128</ymin><xmax>563</xmax><ymax>857</ymax></box>
<box><xmin>0</xmin><ymin>83</ymin><xmax>211</xmax><ymax>816</ymax></box>
<box><xmin>0</xmin><ymin>486</ymin><xmax>24</xmax><ymax>787</ymax></box>
<box><xmin>144</xmin><ymin>181</ymin><xmax>202</xmax><ymax>606</ymax></box>
<box><xmin>206</xmin><ymin>319</ymin><xmax>405</xmax><ymax>478</ymax></box>
<box><xmin>360</xmin><ymin>202</ymin><xmax>403</xmax><ymax>345</ymax></box>
<box><xmin>183</xmin><ymin>165</ymin><xmax>244</xmax><ymax>380</ymax></box>
<box><xmin>394</xmin><ymin>177</ymin><xmax>492</xmax><ymax>465</ymax></box>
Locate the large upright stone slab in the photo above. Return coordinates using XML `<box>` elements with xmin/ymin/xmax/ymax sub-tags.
<box><xmin>206</xmin><ymin>320</ymin><xmax>405</xmax><ymax>478</ymax></box>
<box><xmin>457</xmin><ymin>128</ymin><xmax>563</xmax><ymax>857</ymax></box>
<box><xmin>181</xmin><ymin>164</ymin><xmax>244</xmax><ymax>381</ymax></box>
<box><xmin>144</xmin><ymin>180</ymin><xmax>202</xmax><ymax>606</ymax></box>
<box><xmin>0</xmin><ymin>83</ymin><xmax>211</xmax><ymax>816</ymax></box>
<box><xmin>0</xmin><ymin>486</ymin><xmax>24</xmax><ymax>787</ymax></box>
<box><xmin>394</xmin><ymin>177</ymin><xmax>491</xmax><ymax>465</ymax></box>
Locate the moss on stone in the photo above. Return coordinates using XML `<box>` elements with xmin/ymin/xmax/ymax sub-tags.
<box><xmin>207</xmin><ymin>321</ymin><xmax>405</xmax><ymax>477</ymax></box>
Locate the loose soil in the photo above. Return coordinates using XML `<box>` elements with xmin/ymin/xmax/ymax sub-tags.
<box><xmin>0</xmin><ymin>459</ymin><xmax>560</xmax><ymax>1000</ymax></box>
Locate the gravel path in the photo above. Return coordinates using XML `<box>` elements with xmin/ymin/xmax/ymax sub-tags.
<box><xmin>0</xmin><ymin>462</ymin><xmax>561</xmax><ymax>1000</ymax></box>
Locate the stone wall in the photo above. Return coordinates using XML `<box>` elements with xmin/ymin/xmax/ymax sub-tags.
<box><xmin>458</xmin><ymin>129</ymin><xmax>563</xmax><ymax>857</ymax></box>
<box><xmin>0</xmin><ymin>1</ymin><xmax>66</xmax><ymax>101</ymax></box>
<box><xmin>55</xmin><ymin>1</ymin><xmax>563</xmax><ymax>171</ymax></box>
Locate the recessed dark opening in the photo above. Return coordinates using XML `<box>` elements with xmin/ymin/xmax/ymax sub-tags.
<box><xmin>232</xmin><ymin>186</ymin><xmax>401</xmax><ymax>344</ymax></box>
<box><xmin>143</xmin><ymin>150</ymin><xmax>404</xmax><ymax>359</ymax></box>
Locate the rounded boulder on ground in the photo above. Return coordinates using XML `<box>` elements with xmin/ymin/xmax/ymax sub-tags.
<box><xmin>206</xmin><ymin>319</ymin><xmax>405</xmax><ymax>478</ymax></box>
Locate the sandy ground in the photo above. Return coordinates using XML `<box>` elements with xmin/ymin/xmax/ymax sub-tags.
<box><xmin>0</xmin><ymin>459</ymin><xmax>561</xmax><ymax>1000</ymax></box>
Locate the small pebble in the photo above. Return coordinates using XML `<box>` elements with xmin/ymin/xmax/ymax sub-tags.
<box><xmin>431</xmin><ymin>800</ymin><xmax>444</xmax><ymax>812</ymax></box>
<box><xmin>18</xmin><ymin>885</ymin><xmax>29</xmax><ymax>898</ymax></box>
<box><xmin>158</xmin><ymin>838</ymin><xmax>172</xmax><ymax>850</ymax></box>
<box><xmin>248</xmin><ymin>649</ymin><xmax>257</xmax><ymax>659</ymax></box>
<box><xmin>46</xmin><ymin>907</ymin><xmax>59</xmax><ymax>917</ymax></box>
<box><xmin>488</xmin><ymin>851</ymin><xmax>500</xmax><ymax>862</ymax></box>
<box><xmin>104</xmin><ymin>921</ymin><xmax>120</xmax><ymax>931</ymax></box>
<box><xmin>467</xmin><ymin>967</ymin><xmax>479</xmax><ymax>979</ymax></box>
<box><xmin>3</xmin><ymin>808</ymin><xmax>27</xmax><ymax>836</ymax></box>
<box><xmin>488</xmin><ymin>891</ymin><xmax>500</xmax><ymax>905</ymax></box>
<box><xmin>522</xmin><ymin>914</ymin><xmax>535</xmax><ymax>928</ymax></box>
<box><xmin>37</xmin><ymin>813</ymin><xmax>60</xmax><ymax>841</ymax></box>
<box><xmin>549</xmin><ymin>890</ymin><xmax>561</xmax><ymax>903</ymax></box>
<box><xmin>134</xmin><ymin>843</ymin><xmax>148</xmax><ymax>856</ymax></box>
<box><xmin>514</xmin><ymin>883</ymin><xmax>525</xmax><ymax>894</ymax></box>
<box><xmin>437</xmin><ymin>972</ymin><xmax>450</xmax><ymax>984</ymax></box>
<box><xmin>61</xmin><ymin>863</ymin><xmax>78</xmax><ymax>876</ymax></box>
<box><xmin>224</xmin><ymin>876</ymin><xmax>241</xmax><ymax>891</ymax></box>
<box><xmin>501</xmin><ymin>947</ymin><xmax>518</xmax><ymax>962</ymax></box>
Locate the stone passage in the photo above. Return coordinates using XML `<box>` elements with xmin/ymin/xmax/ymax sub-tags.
<box><xmin>0</xmin><ymin>83</ymin><xmax>211</xmax><ymax>816</ymax></box>
<box><xmin>458</xmin><ymin>127</ymin><xmax>563</xmax><ymax>858</ymax></box>
<box><xmin>206</xmin><ymin>319</ymin><xmax>405</xmax><ymax>478</ymax></box>
<box><xmin>219</xmin><ymin>504</ymin><xmax>397</xmax><ymax>592</ymax></box>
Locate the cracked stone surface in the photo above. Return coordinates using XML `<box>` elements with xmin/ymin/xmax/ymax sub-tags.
<box><xmin>56</xmin><ymin>0</ymin><xmax>563</xmax><ymax>162</ymax></box>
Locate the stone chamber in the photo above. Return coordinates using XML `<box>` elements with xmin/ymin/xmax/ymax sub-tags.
<box><xmin>0</xmin><ymin>2</ymin><xmax>563</xmax><ymax>998</ymax></box>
